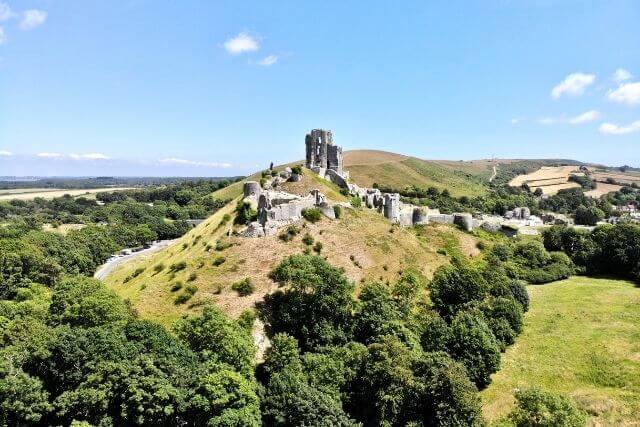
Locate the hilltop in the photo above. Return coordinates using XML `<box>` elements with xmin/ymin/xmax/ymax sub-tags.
<box><xmin>104</xmin><ymin>168</ymin><xmax>484</xmax><ymax>327</ymax></box>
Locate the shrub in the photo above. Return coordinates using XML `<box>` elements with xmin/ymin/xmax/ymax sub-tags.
<box><xmin>313</xmin><ymin>241</ymin><xmax>323</xmax><ymax>254</ymax></box>
<box><xmin>182</xmin><ymin>243</ymin><xmax>188</xmax><ymax>250</ymax></box>
<box><xmin>429</xmin><ymin>263</ymin><xmax>489</xmax><ymax>318</ymax></box>
<box><xmin>351</xmin><ymin>196</ymin><xmax>362</xmax><ymax>208</ymax></box>
<box><xmin>333</xmin><ymin>205</ymin><xmax>342</xmax><ymax>219</ymax></box>
<box><xmin>169</xmin><ymin>261</ymin><xmax>187</xmax><ymax>272</ymax></box>
<box><xmin>213</xmin><ymin>256</ymin><xmax>226</xmax><ymax>266</ymax></box>
<box><xmin>215</xmin><ymin>239</ymin><xmax>232</xmax><ymax>251</ymax></box>
<box><xmin>185</xmin><ymin>284</ymin><xmax>198</xmax><ymax>295</ymax></box>
<box><xmin>279</xmin><ymin>225</ymin><xmax>301</xmax><ymax>242</ymax></box>
<box><xmin>302</xmin><ymin>233</ymin><xmax>314</xmax><ymax>246</ymax></box>
<box><xmin>131</xmin><ymin>267</ymin><xmax>145</xmax><ymax>278</ymax></box>
<box><xmin>235</xmin><ymin>200</ymin><xmax>258</xmax><ymax>225</ymax></box>
<box><xmin>302</xmin><ymin>208</ymin><xmax>322</xmax><ymax>223</ymax></box>
<box><xmin>260</xmin><ymin>177</ymin><xmax>267</xmax><ymax>188</ymax></box>
<box><xmin>507</xmin><ymin>387</ymin><xmax>586</xmax><ymax>427</ymax></box>
<box><xmin>187</xmin><ymin>272</ymin><xmax>197</xmax><ymax>282</ymax></box>
<box><xmin>238</xmin><ymin>309</ymin><xmax>257</xmax><ymax>331</ymax></box>
<box><xmin>170</xmin><ymin>281</ymin><xmax>183</xmax><ymax>292</ymax></box>
<box><xmin>153</xmin><ymin>263</ymin><xmax>165</xmax><ymax>273</ymax></box>
<box><xmin>232</xmin><ymin>278</ymin><xmax>254</xmax><ymax>296</ymax></box>
<box><xmin>508</xmin><ymin>280</ymin><xmax>529</xmax><ymax>312</ymax></box>
<box><xmin>174</xmin><ymin>292</ymin><xmax>192</xmax><ymax>304</ymax></box>
<box><xmin>291</xmin><ymin>165</ymin><xmax>303</xmax><ymax>175</ymax></box>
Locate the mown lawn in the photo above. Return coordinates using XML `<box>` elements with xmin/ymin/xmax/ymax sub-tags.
<box><xmin>481</xmin><ymin>277</ymin><xmax>640</xmax><ymax>425</ymax></box>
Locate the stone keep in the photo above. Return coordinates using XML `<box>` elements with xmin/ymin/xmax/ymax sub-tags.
<box><xmin>305</xmin><ymin>129</ymin><xmax>344</xmax><ymax>176</ymax></box>
<box><xmin>383</xmin><ymin>193</ymin><xmax>400</xmax><ymax>223</ymax></box>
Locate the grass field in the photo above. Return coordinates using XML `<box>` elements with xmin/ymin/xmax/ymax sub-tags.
<box><xmin>481</xmin><ymin>277</ymin><xmax>640</xmax><ymax>425</ymax></box>
<box><xmin>0</xmin><ymin>187</ymin><xmax>134</xmax><ymax>201</ymax></box>
<box><xmin>343</xmin><ymin>150</ymin><xmax>490</xmax><ymax>197</ymax></box>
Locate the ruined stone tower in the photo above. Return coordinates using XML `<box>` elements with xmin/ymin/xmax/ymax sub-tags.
<box><xmin>305</xmin><ymin>129</ymin><xmax>343</xmax><ymax>176</ymax></box>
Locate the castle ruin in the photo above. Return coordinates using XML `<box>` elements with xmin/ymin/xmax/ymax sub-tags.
<box><xmin>305</xmin><ymin>129</ymin><xmax>344</xmax><ymax>176</ymax></box>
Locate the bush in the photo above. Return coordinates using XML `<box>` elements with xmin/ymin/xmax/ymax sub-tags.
<box><xmin>185</xmin><ymin>284</ymin><xmax>198</xmax><ymax>295</ymax></box>
<box><xmin>131</xmin><ymin>267</ymin><xmax>145</xmax><ymax>278</ymax></box>
<box><xmin>279</xmin><ymin>225</ymin><xmax>301</xmax><ymax>242</ymax></box>
<box><xmin>213</xmin><ymin>256</ymin><xmax>226</xmax><ymax>266</ymax></box>
<box><xmin>507</xmin><ymin>387</ymin><xmax>586</xmax><ymax>426</ymax></box>
<box><xmin>174</xmin><ymin>292</ymin><xmax>192</xmax><ymax>304</ymax></box>
<box><xmin>302</xmin><ymin>233</ymin><xmax>314</xmax><ymax>246</ymax></box>
<box><xmin>169</xmin><ymin>261</ymin><xmax>187</xmax><ymax>272</ymax></box>
<box><xmin>302</xmin><ymin>208</ymin><xmax>322</xmax><ymax>223</ymax></box>
<box><xmin>429</xmin><ymin>263</ymin><xmax>489</xmax><ymax>318</ymax></box>
<box><xmin>333</xmin><ymin>205</ymin><xmax>342</xmax><ymax>219</ymax></box>
<box><xmin>170</xmin><ymin>281</ymin><xmax>183</xmax><ymax>292</ymax></box>
<box><xmin>291</xmin><ymin>165</ymin><xmax>303</xmax><ymax>175</ymax></box>
<box><xmin>215</xmin><ymin>239</ymin><xmax>232</xmax><ymax>251</ymax></box>
<box><xmin>508</xmin><ymin>280</ymin><xmax>529</xmax><ymax>312</ymax></box>
<box><xmin>153</xmin><ymin>263</ymin><xmax>165</xmax><ymax>273</ymax></box>
<box><xmin>350</xmin><ymin>196</ymin><xmax>362</xmax><ymax>208</ymax></box>
<box><xmin>235</xmin><ymin>200</ymin><xmax>257</xmax><ymax>225</ymax></box>
<box><xmin>232</xmin><ymin>278</ymin><xmax>254</xmax><ymax>296</ymax></box>
<box><xmin>313</xmin><ymin>241</ymin><xmax>323</xmax><ymax>254</ymax></box>
<box><xmin>187</xmin><ymin>272</ymin><xmax>197</xmax><ymax>282</ymax></box>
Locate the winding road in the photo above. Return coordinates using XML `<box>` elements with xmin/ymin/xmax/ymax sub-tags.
<box><xmin>94</xmin><ymin>239</ymin><xmax>176</xmax><ymax>281</ymax></box>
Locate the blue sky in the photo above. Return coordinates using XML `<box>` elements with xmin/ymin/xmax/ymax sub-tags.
<box><xmin>1</xmin><ymin>0</ymin><xmax>639</xmax><ymax>176</ymax></box>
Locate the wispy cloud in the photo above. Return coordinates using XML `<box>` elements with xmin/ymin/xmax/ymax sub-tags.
<box><xmin>36</xmin><ymin>152</ymin><xmax>64</xmax><ymax>158</ymax></box>
<box><xmin>538</xmin><ymin>110</ymin><xmax>600</xmax><ymax>125</ymax></box>
<box><xmin>613</xmin><ymin>68</ymin><xmax>633</xmax><ymax>84</ymax></box>
<box><xmin>0</xmin><ymin>150</ymin><xmax>12</xmax><ymax>156</ymax></box>
<box><xmin>551</xmin><ymin>72</ymin><xmax>596</xmax><ymax>99</ymax></box>
<box><xmin>0</xmin><ymin>2</ymin><xmax>13</xmax><ymax>21</ymax></box>
<box><xmin>159</xmin><ymin>157</ymin><xmax>233</xmax><ymax>168</ymax></box>
<box><xmin>256</xmin><ymin>54</ymin><xmax>278</xmax><ymax>66</ymax></box>
<box><xmin>599</xmin><ymin>120</ymin><xmax>640</xmax><ymax>135</ymax></box>
<box><xmin>223</xmin><ymin>32</ymin><xmax>259</xmax><ymax>55</ymax></box>
<box><xmin>70</xmin><ymin>153</ymin><xmax>110</xmax><ymax>160</ymax></box>
<box><xmin>19</xmin><ymin>9</ymin><xmax>46</xmax><ymax>30</ymax></box>
<box><xmin>0</xmin><ymin>26</ymin><xmax>5</xmax><ymax>44</ymax></box>
<box><xmin>608</xmin><ymin>81</ymin><xmax>640</xmax><ymax>106</ymax></box>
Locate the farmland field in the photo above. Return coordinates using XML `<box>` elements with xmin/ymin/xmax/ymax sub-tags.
<box><xmin>481</xmin><ymin>277</ymin><xmax>640</xmax><ymax>425</ymax></box>
<box><xmin>585</xmin><ymin>182</ymin><xmax>625</xmax><ymax>198</ymax></box>
<box><xmin>0</xmin><ymin>187</ymin><xmax>134</xmax><ymax>201</ymax></box>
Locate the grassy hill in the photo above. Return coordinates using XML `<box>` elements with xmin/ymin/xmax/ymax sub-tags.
<box><xmin>343</xmin><ymin>150</ymin><xmax>492</xmax><ymax>197</ymax></box>
<box><xmin>105</xmin><ymin>174</ymin><xmax>482</xmax><ymax>328</ymax></box>
<box><xmin>481</xmin><ymin>277</ymin><xmax>640</xmax><ymax>425</ymax></box>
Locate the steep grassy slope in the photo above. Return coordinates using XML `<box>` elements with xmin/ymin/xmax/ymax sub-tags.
<box><xmin>481</xmin><ymin>277</ymin><xmax>640</xmax><ymax>425</ymax></box>
<box><xmin>343</xmin><ymin>150</ymin><xmax>491</xmax><ymax>197</ymax></box>
<box><xmin>104</xmin><ymin>204</ymin><xmax>481</xmax><ymax>328</ymax></box>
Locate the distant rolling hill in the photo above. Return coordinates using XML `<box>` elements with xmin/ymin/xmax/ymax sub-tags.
<box><xmin>343</xmin><ymin>150</ymin><xmax>497</xmax><ymax>197</ymax></box>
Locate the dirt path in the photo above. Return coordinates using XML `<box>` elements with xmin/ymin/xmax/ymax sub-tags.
<box><xmin>489</xmin><ymin>165</ymin><xmax>498</xmax><ymax>182</ymax></box>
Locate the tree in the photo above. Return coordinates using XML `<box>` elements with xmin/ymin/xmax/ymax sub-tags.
<box><xmin>446</xmin><ymin>310</ymin><xmax>501</xmax><ymax>388</ymax></box>
<box><xmin>0</xmin><ymin>366</ymin><xmax>52</xmax><ymax>425</ymax></box>
<box><xmin>507</xmin><ymin>387</ymin><xmax>586</xmax><ymax>426</ymax></box>
<box><xmin>174</xmin><ymin>306</ymin><xmax>255</xmax><ymax>379</ymax></box>
<box><xmin>429</xmin><ymin>263</ymin><xmax>489</xmax><ymax>318</ymax></box>
<box><xmin>262</xmin><ymin>255</ymin><xmax>355</xmax><ymax>351</ymax></box>
<box><xmin>49</xmin><ymin>276</ymin><xmax>130</xmax><ymax>328</ymax></box>
<box><xmin>574</xmin><ymin>205</ymin><xmax>605</xmax><ymax>226</ymax></box>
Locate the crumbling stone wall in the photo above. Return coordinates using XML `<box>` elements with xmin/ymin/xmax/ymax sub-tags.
<box><xmin>305</xmin><ymin>129</ymin><xmax>343</xmax><ymax>176</ymax></box>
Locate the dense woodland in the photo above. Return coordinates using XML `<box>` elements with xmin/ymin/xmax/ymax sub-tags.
<box><xmin>2</xmin><ymin>177</ymin><xmax>639</xmax><ymax>425</ymax></box>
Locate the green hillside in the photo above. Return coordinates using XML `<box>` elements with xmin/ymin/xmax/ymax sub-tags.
<box><xmin>481</xmin><ymin>277</ymin><xmax>640</xmax><ymax>425</ymax></box>
<box><xmin>344</xmin><ymin>150</ymin><xmax>492</xmax><ymax>197</ymax></box>
<box><xmin>104</xmin><ymin>172</ymin><xmax>483</xmax><ymax>327</ymax></box>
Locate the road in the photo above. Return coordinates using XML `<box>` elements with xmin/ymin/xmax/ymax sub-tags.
<box><xmin>94</xmin><ymin>239</ymin><xmax>176</xmax><ymax>281</ymax></box>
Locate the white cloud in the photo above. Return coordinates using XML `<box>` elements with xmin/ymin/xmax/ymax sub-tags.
<box><xmin>0</xmin><ymin>2</ymin><xmax>13</xmax><ymax>21</ymax></box>
<box><xmin>37</xmin><ymin>152</ymin><xmax>64</xmax><ymax>158</ymax></box>
<box><xmin>0</xmin><ymin>150</ymin><xmax>12</xmax><ymax>156</ymax></box>
<box><xmin>551</xmin><ymin>72</ymin><xmax>596</xmax><ymax>99</ymax></box>
<box><xmin>257</xmin><ymin>54</ymin><xmax>278</xmax><ymax>66</ymax></box>
<box><xmin>20</xmin><ymin>9</ymin><xmax>47</xmax><ymax>30</ymax></box>
<box><xmin>599</xmin><ymin>120</ymin><xmax>640</xmax><ymax>135</ymax></box>
<box><xmin>70</xmin><ymin>153</ymin><xmax>110</xmax><ymax>160</ymax></box>
<box><xmin>568</xmin><ymin>110</ymin><xmax>600</xmax><ymax>124</ymax></box>
<box><xmin>159</xmin><ymin>157</ymin><xmax>233</xmax><ymax>168</ymax></box>
<box><xmin>613</xmin><ymin>68</ymin><xmax>633</xmax><ymax>83</ymax></box>
<box><xmin>608</xmin><ymin>81</ymin><xmax>640</xmax><ymax>106</ymax></box>
<box><xmin>510</xmin><ymin>117</ymin><xmax>524</xmax><ymax>124</ymax></box>
<box><xmin>0</xmin><ymin>26</ymin><xmax>5</xmax><ymax>45</ymax></box>
<box><xmin>538</xmin><ymin>110</ymin><xmax>600</xmax><ymax>125</ymax></box>
<box><xmin>223</xmin><ymin>32</ymin><xmax>259</xmax><ymax>55</ymax></box>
